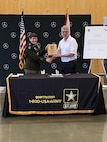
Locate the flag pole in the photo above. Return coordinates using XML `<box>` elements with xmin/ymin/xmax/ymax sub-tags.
<box><xmin>19</xmin><ymin>2</ymin><xmax>26</xmax><ymax>70</ymax></box>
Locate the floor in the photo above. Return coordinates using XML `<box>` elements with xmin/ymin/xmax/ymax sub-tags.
<box><xmin>0</xmin><ymin>87</ymin><xmax>107</xmax><ymax>142</ymax></box>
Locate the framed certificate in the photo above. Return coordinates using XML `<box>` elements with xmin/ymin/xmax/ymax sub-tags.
<box><xmin>47</xmin><ymin>44</ymin><xmax>57</xmax><ymax>56</ymax></box>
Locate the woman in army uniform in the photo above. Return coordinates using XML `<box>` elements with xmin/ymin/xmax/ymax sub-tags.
<box><xmin>24</xmin><ymin>32</ymin><xmax>51</xmax><ymax>75</ymax></box>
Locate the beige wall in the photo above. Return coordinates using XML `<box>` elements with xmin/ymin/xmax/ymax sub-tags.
<box><xmin>0</xmin><ymin>0</ymin><xmax>106</xmax><ymax>74</ymax></box>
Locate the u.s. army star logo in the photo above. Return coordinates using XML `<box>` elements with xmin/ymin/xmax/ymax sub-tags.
<box><xmin>66</xmin><ymin>90</ymin><xmax>77</xmax><ymax>101</ymax></box>
<box><xmin>63</xmin><ymin>89</ymin><xmax>79</xmax><ymax>109</ymax></box>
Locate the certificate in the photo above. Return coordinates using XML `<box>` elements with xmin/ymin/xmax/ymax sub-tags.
<box><xmin>83</xmin><ymin>26</ymin><xmax>107</xmax><ymax>59</ymax></box>
<box><xmin>47</xmin><ymin>44</ymin><xmax>57</xmax><ymax>56</ymax></box>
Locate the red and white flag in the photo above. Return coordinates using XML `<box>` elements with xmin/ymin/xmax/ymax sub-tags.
<box><xmin>64</xmin><ymin>8</ymin><xmax>70</xmax><ymax>32</ymax></box>
<box><xmin>19</xmin><ymin>11</ymin><xmax>26</xmax><ymax>70</ymax></box>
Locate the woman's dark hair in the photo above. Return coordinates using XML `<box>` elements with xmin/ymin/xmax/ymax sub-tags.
<box><xmin>29</xmin><ymin>32</ymin><xmax>38</xmax><ymax>39</ymax></box>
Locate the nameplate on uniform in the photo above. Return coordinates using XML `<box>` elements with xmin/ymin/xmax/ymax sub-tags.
<box><xmin>47</xmin><ymin>44</ymin><xmax>57</xmax><ymax>56</ymax></box>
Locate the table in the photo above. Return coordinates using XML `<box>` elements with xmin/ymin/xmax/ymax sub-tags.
<box><xmin>2</xmin><ymin>73</ymin><xmax>106</xmax><ymax>117</ymax></box>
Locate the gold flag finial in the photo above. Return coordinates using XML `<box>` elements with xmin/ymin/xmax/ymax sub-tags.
<box><xmin>21</xmin><ymin>2</ymin><xmax>24</xmax><ymax>11</ymax></box>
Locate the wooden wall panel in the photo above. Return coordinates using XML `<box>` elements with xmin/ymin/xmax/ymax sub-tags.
<box><xmin>90</xmin><ymin>0</ymin><xmax>107</xmax><ymax>24</ymax></box>
<box><xmin>0</xmin><ymin>0</ymin><xmax>107</xmax><ymax>24</ymax></box>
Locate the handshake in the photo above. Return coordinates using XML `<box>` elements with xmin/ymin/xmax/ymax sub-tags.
<box><xmin>46</xmin><ymin>54</ymin><xmax>61</xmax><ymax>63</ymax></box>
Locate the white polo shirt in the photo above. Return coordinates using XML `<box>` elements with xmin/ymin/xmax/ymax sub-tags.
<box><xmin>58</xmin><ymin>35</ymin><xmax>78</xmax><ymax>62</ymax></box>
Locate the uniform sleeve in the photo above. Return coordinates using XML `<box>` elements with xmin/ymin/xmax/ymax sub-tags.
<box><xmin>25</xmin><ymin>46</ymin><xmax>46</xmax><ymax>62</ymax></box>
<box><xmin>39</xmin><ymin>49</ymin><xmax>47</xmax><ymax>56</ymax></box>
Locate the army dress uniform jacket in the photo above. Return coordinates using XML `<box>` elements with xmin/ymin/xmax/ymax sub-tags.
<box><xmin>24</xmin><ymin>43</ymin><xmax>47</xmax><ymax>71</ymax></box>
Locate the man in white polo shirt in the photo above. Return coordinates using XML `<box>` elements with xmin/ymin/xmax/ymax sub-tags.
<box><xmin>52</xmin><ymin>25</ymin><xmax>78</xmax><ymax>74</ymax></box>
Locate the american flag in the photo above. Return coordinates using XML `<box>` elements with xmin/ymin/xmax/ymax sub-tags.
<box><xmin>19</xmin><ymin>11</ymin><xmax>26</xmax><ymax>70</ymax></box>
<box><xmin>64</xmin><ymin>8</ymin><xmax>70</xmax><ymax>32</ymax></box>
